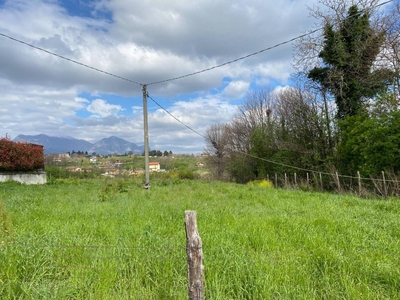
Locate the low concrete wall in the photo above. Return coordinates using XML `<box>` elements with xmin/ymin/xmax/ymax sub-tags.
<box><xmin>0</xmin><ymin>170</ymin><xmax>47</xmax><ymax>185</ymax></box>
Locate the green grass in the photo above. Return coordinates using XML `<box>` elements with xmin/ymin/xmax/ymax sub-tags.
<box><xmin>0</xmin><ymin>178</ymin><xmax>399</xmax><ymax>299</ymax></box>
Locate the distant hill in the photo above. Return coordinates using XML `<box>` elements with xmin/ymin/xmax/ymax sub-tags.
<box><xmin>14</xmin><ymin>134</ymin><xmax>144</xmax><ymax>155</ymax></box>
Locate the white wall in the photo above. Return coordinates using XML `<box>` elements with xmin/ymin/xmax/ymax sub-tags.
<box><xmin>0</xmin><ymin>171</ymin><xmax>47</xmax><ymax>185</ymax></box>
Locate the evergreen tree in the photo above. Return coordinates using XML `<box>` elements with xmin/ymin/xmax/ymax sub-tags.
<box><xmin>308</xmin><ymin>5</ymin><xmax>388</xmax><ymax>119</ymax></box>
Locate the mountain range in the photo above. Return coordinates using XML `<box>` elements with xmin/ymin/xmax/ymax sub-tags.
<box><xmin>14</xmin><ymin>134</ymin><xmax>144</xmax><ymax>155</ymax></box>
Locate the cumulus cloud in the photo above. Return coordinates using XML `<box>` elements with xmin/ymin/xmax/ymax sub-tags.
<box><xmin>0</xmin><ymin>0</ymin><xmax>325</xmax><ymax>152</ymax></box>
<box><xmin>146</xmin><ymin>95</ymin><xmax>238</xmax><ymax>152</ymax></box>
<box><xmin>86</xmin><ymin>99</ymin><xmax>123</xmax><ymax>118</ymax></box>
<box><xmin>222</xmin><ymin>80</ymin><xmax>250</xmax><ymax>99</ymax></box>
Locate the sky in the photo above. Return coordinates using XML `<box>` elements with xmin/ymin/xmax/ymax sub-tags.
<box><xmin>0</xmin><ymin>0</ymin><xmax>388</xmax><ymax>154</ymax></box>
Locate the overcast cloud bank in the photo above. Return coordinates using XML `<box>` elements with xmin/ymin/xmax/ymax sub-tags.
<box><xmin>0</xmin><ymin>0</ymin><xmax>318</xmax><ymax>153</ymax></box>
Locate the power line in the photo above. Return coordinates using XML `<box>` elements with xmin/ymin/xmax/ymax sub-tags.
<box><xmin>147</xmin><ymin>93</ymin><xmax>314</xmax><ymax>172</ymax></box>
<box><xmin>145</xmin><ymin>29</ymin><xmax>321</xmax><ymax>86</ymax></box>
<box><xmin>0</xmin><ymin>1</ymin><xmax>395</xmax><ymax>182</ymax></box>
<box><xmin>0</xmin><ymin>0</ymin><xmax>392</xmax><ymax>88</ymax></box>
<box><xmin>145</xmin><ymin>0</ymin><xmax>393</xmax><ymax>86</ymax></box>
<box><xmin>0</xmin><ymin>32</ymin><xmax>143</xmax><ymax>86</ymax></box>
<box><xmin>148</xmin><ymin>92</ymin><xmax>395</xmax><ymax>183</ymax></box>
<box><xmin>147</xmin><ymin>94</ymin><xmax>208</xmax><ymax>140</ymax></box>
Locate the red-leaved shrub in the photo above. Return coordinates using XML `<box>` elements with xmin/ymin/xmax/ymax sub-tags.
<box><xmin>0</xmin><ymin>138</ymin><xmax>44</xmax><ymax>171</ymax></box>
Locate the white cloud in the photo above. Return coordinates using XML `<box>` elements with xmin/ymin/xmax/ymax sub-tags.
<box><xmin>222</xmin><ymin>80</ymin><xmax>250</xmax><ymax>99</ymax></box>
<box><xmin>0</xmin><ymin>0</ymin><xmax>327</xmax><ymax>152</ymax></box>
<box><xmin>146</xmin><ymin>95</ymin><xmax>238</xmax><ymax>152</ymax></box>
<box><xmin>86</xmin><ymin>99</ymin><xmax>123</xmax><ymax>118</ymax></box>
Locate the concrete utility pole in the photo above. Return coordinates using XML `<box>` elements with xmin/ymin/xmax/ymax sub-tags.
<box><xmin>142</xmin><ymin>84</ymin><xmax>150</xmax><ymax>189</ymax></box>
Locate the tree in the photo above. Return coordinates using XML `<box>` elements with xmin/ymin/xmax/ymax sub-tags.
<box><xmin>375</xmin><ymin>1</ymin><xmax>400</xmax><ymax>100</ymax></box>
<box><xmin>308</xmin><ymin>5</ymin><xmax>388</xmax><ymax>119</ymax></box>
<box><xmin>224</xmin><ymin>87</ymin><xmax>276</xmax><ymax>154</ymax></box>
<box><xmin>224</xmin><ymin>88</ymin><xmax>276</xmax><ymax>181</ymax></box>
<box><xmin>293</xmin><ymin>0</ymin><xmax>383</xmax><ymax>73</ymax></box>
<box><xmin>273</xmin><ymin>86</ymin><xmax>331</xmax><ymax>167</ymax></box>
<box><xmin>337</xmin><ymin>110</ymin><xmax>400</xmax><ymax>176</ymax></box>
<box><xmin>218</xmin><ymin>86</ymin><xmax>331</xmax><ymax>182</ymax></box>
<box><xmin>204</xmin><ymin>123</ymin><xmax>228</xmax><ymax>180</ymax></box>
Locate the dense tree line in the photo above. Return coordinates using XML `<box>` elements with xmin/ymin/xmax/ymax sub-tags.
<box><xmin>205</xmin><ymin>0</ymin><xmax>400</xmax><ymax>184</ymax></box>
<box><xmin>142</xmin><ymin>150</ymin><xmax>173</xmax><ymax>157</ymax></box>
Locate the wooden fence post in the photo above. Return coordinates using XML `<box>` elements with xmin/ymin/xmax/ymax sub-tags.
<box><xmin>294</xmin><ymin>173</ymin><xmax>297</xmax><ymax>187</ymax></box>
<box><xmin>284</xmin><ymin>173</ymin><xmax>288</xmax><ymax>188</ymax></box>
<box><xmin>357</xmin><ymin>171</ymin><xmax>362</xmax><ymax>196</ymax></box>
<box><xmin>319</xmin><ymin>172</ymin><xmax>323</xmax><ymax>191</ymax></box>
<box><xmin>185</xmin><ymin>211</ymin><xmax>204</xmax><ymax>300</ymax></box>
<box><xmin>335</xmin><ymin>172</ymin><xmax>341</xmax><ymax>193</ymax></box>
<box><xmin>382</xmin><ymin>171</ymin><xmax>388</xmax><ymax>198</ymax></box>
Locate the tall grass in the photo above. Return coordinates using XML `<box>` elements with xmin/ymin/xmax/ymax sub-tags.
<box><xmin>0</xmin><ymin>178</ymin><xmax>399</xmax><ymax>299</ymax></box>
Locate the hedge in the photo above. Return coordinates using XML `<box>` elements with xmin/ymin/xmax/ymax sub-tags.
<box><xmin>0</xmin><ymin>138</ymin><xmax>44</xmax><ymax>171</ymax></box>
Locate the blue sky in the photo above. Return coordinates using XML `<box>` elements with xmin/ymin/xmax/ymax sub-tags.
<box><xmin>0</xmin><ymin>0</ymin><xmax>394</xmax><ymax>153</ymax></box>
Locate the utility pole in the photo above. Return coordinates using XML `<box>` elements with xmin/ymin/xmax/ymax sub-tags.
<box><xmin>142</xmin><ymin>84</ymin><xmax>150</xmax><ymax>189</ymax></box>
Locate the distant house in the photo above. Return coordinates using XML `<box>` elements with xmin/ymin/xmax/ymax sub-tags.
<box><xmin>89</xmin><ymin>156</ymin><xmax>98</xmax><ymax>163</ymax></box>
<box><xmin>66</xmin><ymin>166</ymin><xmax>82</xmax><ymax>172</ymax></box>
<box><xmin>53</xmin><ymin>152</ymin><xmax>70</xmax><ymax>162</ymax></box>
<box><xmin>149</xmin><ymin>162</ymin><xmax>160</xmax><ymax>172</ymax></box>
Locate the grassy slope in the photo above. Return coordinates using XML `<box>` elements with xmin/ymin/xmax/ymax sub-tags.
<box><xmin>0</xmin><ymin>178</ymin><xmax>399</xmax><ymax>299</ymax></box>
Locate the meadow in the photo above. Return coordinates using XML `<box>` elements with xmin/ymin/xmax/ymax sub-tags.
<box><xmin>0</xmin><ymin>177</ymin><xmax>399</xmax><ymax>299</ymax></box>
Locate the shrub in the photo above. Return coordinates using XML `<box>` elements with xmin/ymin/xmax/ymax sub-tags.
<box><xmin>178</xmin><ymin>168</ymin><xmax>194</xmax><ymax>180</ymax></box>
<box><xmin>247</xmin><ymin>179</ymin><xmax>274</xmax><ymax>188</ymax></box>
<box><xmin>0</xmin><ymin>138</ymin><xmax>44</xmax><ymax>171</ymax></box>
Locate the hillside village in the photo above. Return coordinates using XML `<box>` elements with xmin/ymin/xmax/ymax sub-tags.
<box><xmin>45</xmin><ymin>151</ymin><xmax>207</xmax><ymax>179</ymax></box>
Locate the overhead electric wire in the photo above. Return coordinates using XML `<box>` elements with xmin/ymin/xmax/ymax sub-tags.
<box><xmin>148</xmin><ymin>92</ymin><xmax>394</xmax><ymax>183</ymax></box>
<box><xmin>145</xmin><ymin>29</ymin><xmax>322</xmax><ymax>86</ymax></box>
<box><xmin>145</xmin><ymin>0</ymin><xmax>393</xmax><ymax>86</ymax></box>
<box><xmin>0</xmin><ymin>32</ymin><xmax>143</xmax><ymax>86</ymax></box>
<box><xmin>0</xmin><ymin>0</ymin><xmax>392</xmax><ymax>88</ymax></box>
<box><xmin>0</xmin><ymin>0</ymin><xmax>395</xmax><ymax>182</ymax></box>
<box><xmin>147</xmin><ymin>94</ymin><xmax>208</xmax><ymax>139</ymax></box>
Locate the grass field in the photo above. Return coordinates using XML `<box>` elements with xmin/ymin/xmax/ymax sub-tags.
<box><xmin>1</xmin><ymin>177</ymin><xmax>399</xmax><ymax>299</ymax></box>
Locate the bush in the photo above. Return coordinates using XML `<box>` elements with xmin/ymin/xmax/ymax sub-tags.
<box><xmin>0</xmin><ymin>138</ymin><xmax>44</xmax><ymax>171</ymax></box>
<box><xmin>247</xmin><ymin>179</ymin><xmax>274</xmax><ymax>188</ymax></box>
<box><xmin>178</xmin><ymin>168</ymin><xmax>194</xmax><ymax>180</ymax></box>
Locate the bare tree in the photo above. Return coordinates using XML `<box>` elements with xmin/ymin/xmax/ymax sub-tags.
<box><xmin>273</xmin><ymin>85</ymin><xmax>333</xmax><ymax>161</ymax></box>
<box><xmin>204</xmin><ymin>123</ymin><xmax>228</xmax><ymax>180</ymax></box>
<box><xmin>375</xmin><ymin>2</ymin><xmax>400</xmax><ymax>100</ymax></box>
<box><xmin>225</xmin><ymin>87</ymin><xmax>276</xmax><ymax>154</ymax></box>
<box><xmin>292</xmin><ymin>0</ymin><xmax>383</xmax><ymax>74</ymax></box>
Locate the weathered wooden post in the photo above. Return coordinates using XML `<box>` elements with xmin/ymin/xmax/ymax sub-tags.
<box><xmin>284</xmin><ymin>173</ymin><xmax>288</xmax><ymax>188</ymax></box>
<box><xmin>185</xmin><ymin>210</ymin><xmax>204</xmax><ymax>300</ymax></box>
<box><xmin>335</xmin><ymin>172</ymin><xmax>341</xmax><ymax>193</ymax></box>
<box><xmin>319</xmin><ymin>172</ymin><xmax>323</xmax><ymax>191</ymax></box>
<box><xmin>357</xmin><ymin>171</ymin><xmax>362</xmax><ymax>196</ymax></box>
<box><xmin>382</xmin><ymin>171</ymin><xmax>388</xmax><ymax>198</ymax></box>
